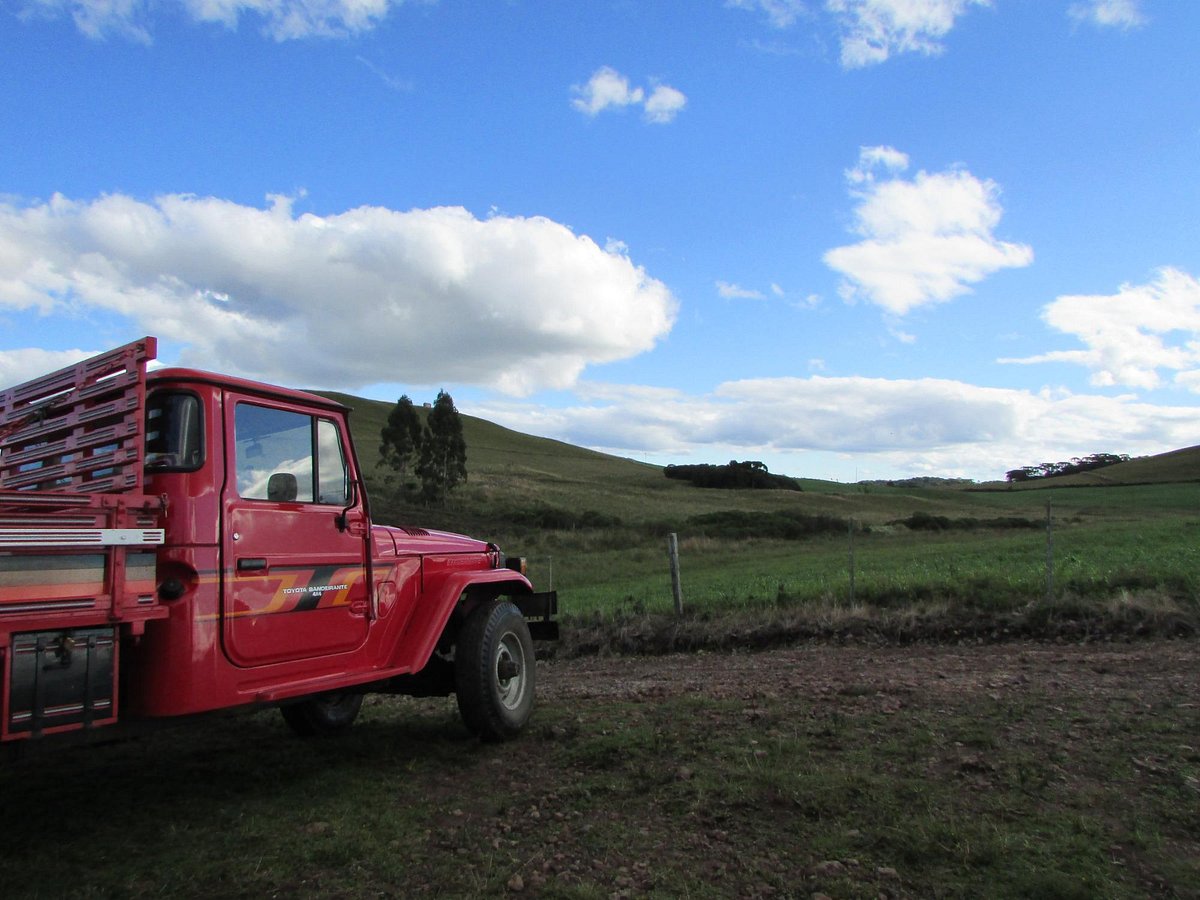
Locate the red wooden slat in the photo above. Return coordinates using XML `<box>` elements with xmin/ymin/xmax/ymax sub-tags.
<box><xmin>0</xmin><ymin>337</ymin><xmax>157</xmax><ymax>495</ymax></box>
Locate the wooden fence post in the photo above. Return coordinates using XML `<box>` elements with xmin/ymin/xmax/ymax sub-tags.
<box><xmin>848</xmin><ymin>519</ymin><xmax>856</xmax><ymax>606</ymax></box>
<box><xmin>1045</xmin><ymin>501</ymin><xmax>1054</xmax><ymax>602</ymax></box>
<box><xmin>668</xmin><ymin>532</ymin><xmax>684</xmax><ymax>616</ymax></box>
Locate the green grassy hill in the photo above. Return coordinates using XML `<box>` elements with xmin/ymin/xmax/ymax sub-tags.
<box><xmin>977</xmin><ymin>445</ymin><xmax>1200</xmax><ymax>489</ymax></box>
<box><xmin>320</xmin><ymin>391</ymin><xmax>663</xmax><ymax>521</ymax></box>
<box><xmin>323</xmin><ymin>390</ymin><xmax>1200</xmax><ymax>531</ymax></box>
<box><xmin>324</xmin><ymin>391</ymin><xmax>1005</xmax><ymax>537</ymax></box>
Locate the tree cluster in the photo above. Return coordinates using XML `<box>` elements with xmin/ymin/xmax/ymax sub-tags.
<box><xmin>664</xmin><ymin>460</ymin><xmax>802</xmax><ymax>491</ymax></box>
<box><xmin>1005</xmin><ymin>453</ymin><xmax>1130</xmax><ymax>483</ymax></box>
<box><xmin>379</xmin><ymin>391</ymin><xmax>467</xmax><ymax>503</ymax></box>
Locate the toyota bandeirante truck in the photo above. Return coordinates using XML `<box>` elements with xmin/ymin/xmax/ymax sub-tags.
<box><xmin>0</xmin><ymin>337</ymin><xmax>556</xmax><ymax>750</ymax></box>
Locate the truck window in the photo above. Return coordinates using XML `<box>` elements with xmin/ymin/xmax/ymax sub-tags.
<box><xmin>316</xmin><ymin>418</ymin><xmax>349</xmax><ymax>506</ymax></box>
<box><xmin>234</xmin><ymin>404</ymin><xmax>349</xmax><ymax>506</ymax></box>
<box><xmin>145</xmin><ymin>391</ymin><xmax>204</xmax><ymax>471</ymax></box>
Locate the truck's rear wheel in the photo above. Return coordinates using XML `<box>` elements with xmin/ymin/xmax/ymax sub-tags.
<box><xmin>281</xmin><ymin>691</ymin><xmax>363</xmax><ymax>737</ymax></box>
<box><xmin>455</xmin><ymin>599</ymin><xmax>535</xmax><ymax>741</ymax></box>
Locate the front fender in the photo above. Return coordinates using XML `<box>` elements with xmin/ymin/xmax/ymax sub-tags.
<box><xmin>394</xmin><ymin>569</ymin><xmax>533</xmax><ymax>673</ymax></box>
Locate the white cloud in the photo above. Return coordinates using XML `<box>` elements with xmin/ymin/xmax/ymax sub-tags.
<box><xmin>999</xmin><ymin>268</ymin><xmax>1200</xmax><ymax>392</ymax></box>
<box><xmin>0</xmin><ymin>192</ymin><xmax>677</xmax><ymax>395</ymax></box>
<box><xmin>826</xmin><ymin>0</ymin><xmax>990</xmax><ymax>68</ymax></box>
<box><xmin>1069</xmin><ymin>0</ymin><xmax>1146</xmax><ymax>30</ymax></box>
<box><xmin>643</xmin><ymin>83</ymin><xmax>688</xmax><ymax>124</ymax></box>
<box><xmin>571</xmin><ymin>67</ymin><xmax>687</xmax><ymax>124</ymax></box>
<box><xmin>20</xmin><ymin>0</ymin><xmax>396</xmax><ymax>41</ymax></box>
<box><xmin>0</xmin><ymin>347</ymin><xmax>96</xmax><ymax>388</ymax></box>
<box><xmin>571</xmin><ymin>67</ymin><xmax>644</xmax><ymax>116</ymax></box>
<box><xmin>716</xmin><ymin>281</ymin><xmax>765</xmax><ymax>300</ymax></box>
<box><xmin>846</xmin><ymin>145</ymin><xmax>909</xmax><ymax>182</ymax></box>
<box><xmin>725</xmin><ymin>0</ymin><xmax>808</xmax><ymax>29</ymax></box>
<box><xmin>824</xmin><ymin>146</ymin><xmax>1032</xmax><ymax>315</ymax></box>
<box><xmin>472</xmin><ymin>375</ymin><xmax>1200</xmax><ymax>481</ymax></box>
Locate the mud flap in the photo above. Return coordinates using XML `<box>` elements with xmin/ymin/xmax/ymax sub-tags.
<box><xmin>7</xmin><ymin>627</ymin><xmax>116</xmax><ymax>737</ymax></box>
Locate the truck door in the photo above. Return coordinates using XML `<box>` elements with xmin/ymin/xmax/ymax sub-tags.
<box><xmin>221</xmin><ymin>397</ymin><xmax>370</xmax><ymax>667</ymax></box>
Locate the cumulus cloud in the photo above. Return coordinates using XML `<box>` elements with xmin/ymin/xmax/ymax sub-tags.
<box><xmin>0</xmin><ymin>193</ymin><xmax>677</xmax><ymax>395</ymax></box>
<box><xmin>999</xmin><ymin>268</ymin><xmax>1200</xmax><ymax>392</ymax></box>
<box><xmin>846</xmin><ymin>145</ymin><xmax>909</xmax><ymax>180</ymax></box>
<box><xmin>19</xmin><ymin>0</ymin><xmax>396</xmax><ymax>41</ymax></box>
<box><xmin>571</xmin><ymin>67</ymin><xmax>687</xmax><ymax>124</ymax></box>
<box><xmin>0</xmin><ymin>347</ymin><xmax>97</xmax><ymax>388</ymax></box>
<box><xmin>571</xmin><ymin>67</ymin><xmax>644</xmax><ymax>116</ymax></box>
<box><xmin>1069</xmin><ymin>0</ymin><xmax>1146</xmax><ymax>30</ymax></box>
<box><xmin>823</xmin><ymin>146</ymin><xmax>1032</xmax><ymax>315</ymax></box>
<box><xmin>472</xmin><ymin>375</ymin><xmax>1200</xmax><ymax>481</ymax></box>
<box><xmin>643</xmin><ymin>83</ymin><xmax>689</xmax><ymax>124</ymax></box>
<box><xmin>827</xmin><ymin>0</ymin><xmax>990</xmax><ymax>68</ymax></box>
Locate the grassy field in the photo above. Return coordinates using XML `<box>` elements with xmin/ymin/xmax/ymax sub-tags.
<box><xmin>323</xmin><ymin>391</ymin><xmax>1200</xmax><ymax>643</ymax></box>
<box><xmin>544</xmin><ymin>514</ymin><xmax>1200</xmax><ymax>616</ymax></box>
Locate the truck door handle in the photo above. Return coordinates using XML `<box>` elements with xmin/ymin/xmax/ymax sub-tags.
<box><xmin>237</xmin><ymin>558</ymin><xmax>269</xmax><ymax>573</ymax></box>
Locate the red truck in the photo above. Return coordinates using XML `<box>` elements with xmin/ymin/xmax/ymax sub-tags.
<box><xmin>0</xmin><ymin>337</ymin><xmax>556</xmax><ymax>750</ymax></box>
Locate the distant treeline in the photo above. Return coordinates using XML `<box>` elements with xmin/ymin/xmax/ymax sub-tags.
<box><xmin>861</xmin><ymin>477</ymin><xmax>975</xmax><ymax>488</ymax></box>
<box><xmin>665</xmin><ymin>460</ymin><xmax>802</xmax><ymax>491</ymax></box>
<box><xmin>495</xmin><ymin>504</ymin><xmax>849</xmax><ymax>540</ymax></box>
<box><xmin>1006</xmin><ymin>453</ymin><xmax>1130</xmax><ymax>483</ymax></box>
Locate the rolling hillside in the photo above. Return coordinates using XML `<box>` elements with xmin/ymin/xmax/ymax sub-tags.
<box><xmin>319</xmin><ymin>391</ymin><xmax>663</xmax><ymax>509</ymax></box>
<box><xmin>320</xmin><ymin>391</ymin><xmax>1200</xmax><ymax>536</ymax></box>
<box><xmin>976</xmin><ymin>445</ymin><xmax>1200</xmax><ymax>490</ymax></box>
<box><xmin>320</xmin><ymin>391</ymin><xmax>909</xmax><ymax>533</ymax></box>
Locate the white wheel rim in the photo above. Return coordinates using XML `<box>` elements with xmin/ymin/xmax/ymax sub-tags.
<box><xmin>494</xmin><ymin>630</ymin><xmax>528</xmax><ymax>711</ymax></box>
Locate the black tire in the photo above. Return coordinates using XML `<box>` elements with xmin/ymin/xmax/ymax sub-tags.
<box><xmin>281</xmin><ymin>691</ymin><xmax>363</xmax><ymax>737</ymax></box>
<box><xmin>455</xmin><ymin>599</ymin><xmax>536</xmax><ymax>741</ymax></box>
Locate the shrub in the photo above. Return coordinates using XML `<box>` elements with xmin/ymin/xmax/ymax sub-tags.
<box><xmin>897</xmin><ymin>512</ymin><xmax>1041</xmax><ymax>532</ymax></box>
<box><xmin>684</xmin><ymin>510</ymin><xmax>850</xmax><ymax>540</ymax></box>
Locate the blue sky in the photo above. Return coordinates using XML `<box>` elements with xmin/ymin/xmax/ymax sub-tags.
<box><xmin>2</xmin><ymin>0</ymin><xmax>1198</xmax><ymax>481</ymax></box>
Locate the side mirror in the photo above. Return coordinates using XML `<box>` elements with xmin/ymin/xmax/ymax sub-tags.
<box><xmin>336</xmin><ymin>480</ymin><xmax>360</xmax><ymax>532</ymax></box>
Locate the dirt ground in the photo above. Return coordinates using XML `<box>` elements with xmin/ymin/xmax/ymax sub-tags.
<box><xmin>1</xmin><ymin>638</ymin><xmax>1196</xmax><ymax>899</ymax></box>
<box><xmin>540</xmin><ymin>638</ymin><xmax>1200</xmax><ymax>710</ymax></box>
<box><xmin>519</xmin><ymin>638</ymin><xmax>1200</xmax><ymax>898</ymax></box>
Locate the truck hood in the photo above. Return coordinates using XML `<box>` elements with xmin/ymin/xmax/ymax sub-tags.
<box><xmin>371</xmin><ymin>524</ymin><xmax>492</xmax><ymax>559</ymax></box>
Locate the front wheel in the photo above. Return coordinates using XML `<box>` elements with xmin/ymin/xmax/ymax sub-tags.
<box><xmin>455</xmin><ymin>599</ymin><xmax>536</xmax><ymax>741</ymax></box>
<box><xmin>281</xmin><ymin>691</ymin><xmax>363</xmax><ymax>737</ymax></box>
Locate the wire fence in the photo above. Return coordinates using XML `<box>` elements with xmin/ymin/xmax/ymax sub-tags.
<box><xmin>517</xmin><ymin>501</ymin><xmax>1188</xmax><ymax>619</ymax></box>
